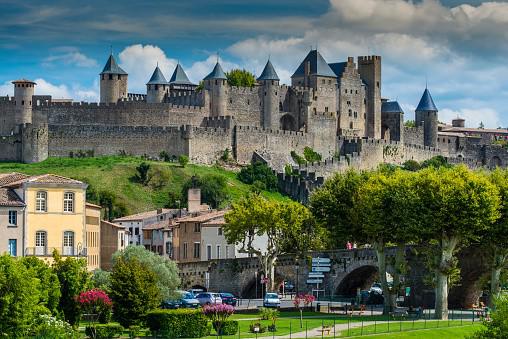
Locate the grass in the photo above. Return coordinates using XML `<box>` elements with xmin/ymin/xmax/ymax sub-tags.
<box><xmin>0</xmin><ymin>156</ymin><xmax>288</xmax><ymax>215</ymax></box>
<box><xmin>340</xmin><ymin>324</ymin><xmax>481</xmax><ymax>338</ymax></box>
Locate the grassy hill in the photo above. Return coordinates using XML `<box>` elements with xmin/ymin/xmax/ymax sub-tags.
<box><xmin>0</xmin><ymin>156</ymin><xmax>288</xmax><ymax>216</ymax></box>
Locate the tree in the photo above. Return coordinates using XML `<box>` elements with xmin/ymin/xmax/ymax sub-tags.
<box><xmin>417</xmin><ymin>166</ymin><xmax>500</xmax><ymax>319</ymax></box>
<box><xmin>178</xmin><ymin>155</ymin><xmax>189</xmax><ymax>167</ymax></box>
<box><xmin>226</xmin><ymin>69</ymin><xmax>256</xmax><ymax>87</ymax></box>
<box><xmin>112</xmin><ymin>246</ymin><xmax>180</xmax><ymax>300</ymax></box>
<box><xmin>420</xmin><ymin>155</ymin><xmax>450</xmax><ymax>169</ymax></box>
<box><xmin>303</xmin><ymin>147</ymin><xmax>322</xmax><ymax>163</ymax></box>
<box><xmin>20</xmin><ymin>256</ymin><xmax>61</xmax><ymax>316</ymax></box>
<box><xmin>224</xmin><ymin>194</ymin><xmax>314</xmax><ymax>290</ymax></box>
<box><xmin>479</xmin><ymin>121</ymin><xmax>485</xmax><ymax>129</ymax></box>
<box><xmin>110</xmin><ymin>257</ymin><xmax>161</xmax><ymax>327</ymax></box>
<box><xmin>91</xmin><ymin>269</ymin><xmax>112</xmax><ymax>293</ymax></box>
<box><xmin>147</xmin><ymin>166</ymin><xmax>171</xmax><ymax>189</ymax></box>
<box><xmin>134</xmin><ymin>162</ymin><xmax>150</xmax><ymax>185</ymax></box>
<box><xmin>485</xmin><ymin>169</ymin><xmax>508</xmax><ymax>307</ymax></box>
<box><xmin>356</xmin><ymin>170</ymin><xmax>422</xmax><ymax>313</ymax></box>
<box><xmin>237</xmin><ymin>162</ymin><xmax>278</xmax><ymax>192</ymax></box>
<box><xmin>0</xmin><ymin>255</ymin><xmax>40</xmax><ymax>336</ymax></box>
<box><xmin>181</xmin><ymin>174</ymin><xmax>228</xmax><ymax>209</ymax></box>
<box><xmin>309</xmin><ymin>170</ymin><xmax>369</xmax><ymax>248</ymax></box>
<box><xmin>404</xmin><ymin>120</ymin><xmax>416</xmax><ymax>128</ymax></box>
<box><xmin>402</xmin><ymin>160</ymin><xmax>421</xmax><ymax>172</ymax></box>
<box><xmin>86</xmin><ymin>187</ymin><xmax>127</xmax><ymax>221</ymax></box>
<box><xmin>290</xmin><ymin>151</ymin><xmax>307</xmax><ymax>166</ymax></box>
<box><xmin>52</xmin><ymin>253</ymin><xmax>91</xmax><ymax>325</ymax></box>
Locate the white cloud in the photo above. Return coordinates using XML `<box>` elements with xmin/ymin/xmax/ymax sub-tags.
<box><xmin>118</xmin><ymin>44</ymin><xmax>177</xmax><ymax>93</ymax></box>
<box><xmin>43</xmin><ymin>48</ymin><xmax>98</xmax><ymax>68</ymax></box>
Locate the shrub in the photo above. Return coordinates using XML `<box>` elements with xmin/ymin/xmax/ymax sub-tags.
<box><xmin>402</xmin><ymin>160</ymin><xmax>421</xmax><ymax>172</ymax></box>
<box><xmin>221</xmin><ymin>148</ymin><xmax>232</xmax><ymax>162</ymax></box>
<box><xmin>159</xmin><ymin>150</ymin><xmax>171</xmax><ymax>162</ymax></box>
<box><xmin>147</xmin><ymin>166</ymin><xmax>171</xmax><ymax>189</ymax></box>
<box><xmin>468</xmin><ymin>295</ymin><xmax>508</xmax><ymax>338</ymax></box>
<box><xmin>249</xmin><ymin>322</ymin><xmax>266</xmax><ymax>333</ymax></box>
<box><xmin>134</xmin><ymin>162</ymin><xmax>150</xmax><ymax>185</ymax></box>
<box><xmin>303</xmin><ymin>146</ymin><xmax>322</xmax><ymax>163</ymax></box>
<box><xmin>290</xmin><ymin>151</ymin><xmax>307</xmax><ymax>166</ymax></box>
<box><xmin>110</xmin><ymin>257</ymin><xmax>161</xmax><ymax>327</ymax></box>
<box><xmin>85</xmin><ymin>324</ymin><xmax>124</xmax><ymax>339</ymax></box>
<box><xmin>237</xmin><ymin>162</ymin><xmax>278</xmax><ymax>191</ymax></box>
<box><xmin>178</xmin><ymin>155</ymin><xmax>189</xmax><ymax>167</ymax></box>
<box><xmin>216</xmin><ymin>320</ymin><xmax>238</xmax><ymax>335</ymax></box>
<box><xmin>146</xmin><ymin>309</ymin><xmax>211</xmax><ymax>338</ymax></box>
<box><xmin>31</xmin><ymin>314</ymin><xmax>78</xmax><ymax>338</ymax></box>
<box><xmin>77</xmin><ymin>289</ymin><xmax>113</xmax><ymax>324</ymax></box>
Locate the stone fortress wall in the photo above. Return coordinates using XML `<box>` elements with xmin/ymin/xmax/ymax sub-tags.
<box><xmin>2</xmin><ymin>50</ymin><xmax>508</xmax><ymax>184</ymax></box>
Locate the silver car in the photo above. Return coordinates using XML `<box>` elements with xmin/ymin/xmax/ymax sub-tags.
<box><xmin>195</xmin><ymin>292</ymin><xmax>222</xmax><ymax>305</ymax></box>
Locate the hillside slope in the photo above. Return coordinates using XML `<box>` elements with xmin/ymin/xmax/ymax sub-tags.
<box><xmin>0</xmin><ymin>156</ymin><xmax>287</xmax><ymax>216</ymax></box>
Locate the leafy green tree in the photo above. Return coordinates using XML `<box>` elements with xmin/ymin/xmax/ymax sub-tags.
<box><xmin>86</xmin><ymin>186</ymin><xmax>128</xmax><ymax>221</ymax></box>
<box><xmin>237</xmin><ymin>162</ymin><xmax>278</xmax><ymax>192</ymax></box>
<box><xmin>159</xmin><ymin>151</ymin><xmax>171</xmax><ymax>162</ymax></box>
<box><xmin>356</xmin><ymin>170</ymin><xmax>422</xmax><ymax>313</ymax></box>
<box><xmin>303</xmin><ymin>147</ymin><xmax>322</xmax><ymax>163</ymax></box>
<box><xmin>112</xmin><ymin>246</ymin><xmax>180</xmax><ymax>300</ymax></box>
<box><xmin>178</xmin><ymin>155</ymin><xmax>189</xmax><ymax>167</ymax></box>
<box><xmin>110</xmin><ymin>257</ymin><xmax>161</xmax><ymax>327</ymax></box>
<box><xmin>420</xmin><ymin>155</ymin><xmax>451</xmax><ymax>169</ymax></box>
<box><xmin>224</xmin><ymin>194</ymin><xmax>315</xmax><ymax>290</ymax></box>
<box><xmin>91</xmin><ymin>269</ymin><xmax>112</xmax><ymax>294</ymax></box>
<box><xmin>417</xmin><ymin>166</ymin><xmax>500</xmax><ymax>319</ymax></box>
<box><xmin>181</xmin><ymin>174</ymin><xmax>228</xmax><ymax>208</ymax></box>
<box><xmin>226</xmin><ymin>69</ymin><xmax>256</xmax><ymax>87</ymax></box>
<box><xmin>20</xmin><ymin>256</ymin><xmax>61</xmax><ymax>316</ymax></box>
<box><xmin>147</xmin><ymin>166</ymin><xmax>171</xmax><ymax>189</ymax></box>
<box><xmin>135</xmin><ymin>162</ymin><xmax>151</xmax><ymax>185</ymax></box>
<box><xmin>404</xmin><ymin>120</ymin><xmax>416</xmax><ymax>128</ymax></box>
<box><xmin>309</xmin><ymin>170</ymin><xmax>369</xmax><ymax>248</ymax></box>
<box><xmin>52</xmin><ymin>253</ymin><xmax>91</xmax><ymax>325</ymax></box>
<box><xmin>290</xmin><ymin>151</ymin><xmax>307</xmax><ymax>166</ymax></box>
<box><xmin>402</xmin><ymin>159</ymin><xmax>421</xmax><ymax>172</ymax></box>
<box><xmin>485</xmin><ymin>169</ymin><xmax>508</xmax><ymax>306</ymax></box>
<box><xmin>0</xmin><ymin>255</ymin><xmax>40</xmax><ymax>336</ymax></box>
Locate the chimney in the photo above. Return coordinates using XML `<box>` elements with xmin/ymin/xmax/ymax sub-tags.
<box><xmin>187</xmin><ymin>188</ymin><xmax>201</xmax><ymax>213</ymax></box>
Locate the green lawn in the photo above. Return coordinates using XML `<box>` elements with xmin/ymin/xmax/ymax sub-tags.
<box><xmin>0</xmin><ymin>156</ymin><xmax>288</xmax><ymax>215</ymax></box>
<box><xmin>342</xmin><ymin>324</ymin><xmax>481</xmax><ymax>338</ymax></box>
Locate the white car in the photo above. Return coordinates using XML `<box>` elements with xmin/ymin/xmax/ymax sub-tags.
<box><xmin>196</xmin><ymin>292</ymin><xmax>222</xmax><ymax>305</ymax></box>
<box><xmin>263</xmin><ymin>292</ymin><xmax>280</xmax><ymax>308</ymax></box>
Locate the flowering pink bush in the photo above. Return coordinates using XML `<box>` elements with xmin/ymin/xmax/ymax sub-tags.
<box><xmin>77</xmin><ymin>289</ymin><xmax>112</xmax><ymax>324</ymax></box>
<box><xmin>202</xmin><ymin>303</ymin><xmax>235</xmax><ymax>323</ymax></box>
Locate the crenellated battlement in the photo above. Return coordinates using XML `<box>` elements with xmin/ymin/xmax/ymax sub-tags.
<box><xmin>228</xmin><ymin>86</ymin><xmax>260</xmax><ymax>94</ymax></box>
<box><xmin>236</xmin><ymin>125</ymin><xmax>306</xmax><ymax>136</ymax></box>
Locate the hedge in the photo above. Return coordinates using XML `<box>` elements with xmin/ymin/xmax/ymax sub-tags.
<box><xmin>214</xmin><ymin>320</ymin><xmax>239</xmax><ymax>335</ymax></box>
<box><xmin>146</xmin><ymin>309</ymin><xmax>211</xmax><ymax>338</ymax></box>
<box><xmin>85</xmin><ymin>324</ymin><xmax>124</xmax><ymax>338</ymax></box>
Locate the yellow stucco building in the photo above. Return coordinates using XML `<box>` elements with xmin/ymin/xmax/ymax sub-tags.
<box><xmin>1</xmin><ymin>173</ymin><xmax>91</xmax><ymax>266</ymax></box>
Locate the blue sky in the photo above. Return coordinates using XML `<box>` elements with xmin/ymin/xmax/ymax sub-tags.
<box><xmin>0</xmin><ymin>0</ymin><xmax>507</xmax><ymax>127</ymax></box>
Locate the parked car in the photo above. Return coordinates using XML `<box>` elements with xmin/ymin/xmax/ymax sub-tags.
<box><xmin>220</xmin><ymin>293</ymin><xmax>238</xmax><ymax>306</ymax></box>
<box><xmin>196</xmin><ymin>292</ymin><xmax>222</xmax><ymax>305</ymax></box>
<box><xmin>263</xmin><ymin>292</ymin><xmax>280</xmax><ymax>308</ymax></box>
<box><xmin>161</xmin><ymin>290</ymin><xmax>200</xmax><ymax>309</ymax></box>
<box><xmin>370</xmin><ymin>283</ymin><xmax>383</xmax><ymax>295</ymax></box>
<box><xmin>188</xmin><ymin>288</ymin><xmax>205</xmax><ymax>297</ymax></box>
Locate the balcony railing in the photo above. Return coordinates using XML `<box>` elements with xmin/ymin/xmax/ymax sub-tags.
<box><xmin>25</xmin><ymin>247</ymin><xmax>87</xmax><ymax>257</ymax></box>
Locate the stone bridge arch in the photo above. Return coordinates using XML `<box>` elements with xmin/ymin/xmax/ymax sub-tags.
<box><xmin>335</xmin><ymin>265</ymin><xmax>378</xmax><ymax>296</ymax></box>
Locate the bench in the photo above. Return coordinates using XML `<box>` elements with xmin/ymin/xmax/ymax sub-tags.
<box><xmin>317</xmin><ymin>325</ymin><xmax>332</xmax><ymax>335</ymax></box>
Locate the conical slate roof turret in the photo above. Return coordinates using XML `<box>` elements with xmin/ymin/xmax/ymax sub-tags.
<box><xmin>204</xmin><ymin>62</ymin><xmax>227</xmax><ymax>80</ymax></box>
<box><xmin>416</xmin><ymin>88</ymin><xmax>438</xmax><ymax>112</ymax></box>
<box><xmin>146</xmin><ymin>65</ymin><xmax>168</xmax><ymax>85</ymax></box>
<box><xmin>257</xmin><ymin>60</ymin><xmax>279</xmax><ymax>81</ymax></box>
<box><xmin>381</xmin><ymin>101</ymin><xmax>404</xmax><ymax>114</ymax></box>
<box><xmin>100</xmin><ymin>54</ymin><xmax>127</xmax><ymax>75</ymax></box>
<box><xmin>169</xmin><ymin>63</ymin><xmax>195</xmax><ymax>85</ymax></box>
<box><xmin>292</xmin><ymin>49</ymin><xmax>336</xmax><ymax>78</ymax></box>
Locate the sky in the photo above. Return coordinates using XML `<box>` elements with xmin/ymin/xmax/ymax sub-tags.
<box><xmin>0</xmin><ymin>0</ymin><xmax>507</xmax><ymax>128</ymax></box>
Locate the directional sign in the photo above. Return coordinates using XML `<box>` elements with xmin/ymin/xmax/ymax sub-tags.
<box><xmin>307</xmin><ymin>279</ymin><xmax>323</xmax><ymax>284</ymax></box>
<box><xmin>312</xmin><ymin>258</ymin><xmax>330</xmax><ymax>265</ymax></box>
<box><xmin>312</xmin><ymin>266</ymin><xmax>331</xmax><ymax>272</ymax></box>
<box><xmin>308</xmin><ymin>273</ymin><xmax>324</xmax><ymax>278</ymax></box>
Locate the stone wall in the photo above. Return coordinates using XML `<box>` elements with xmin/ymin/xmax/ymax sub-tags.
<box><xmin>0</xmin><ymin>134</ymin><xmax>22</xmax><ymax>162</ymax></box>
<box><xmin>0</xmin><ymin>100</ymin><xmax>17</xmax><ymax>135</ymax></box>
<box><xmin>188</xmin><ymin>127</ymin><xmax>233</xmax><ymax>164</ymax></box>
<box><xmin>403</xmin><ymin>126</ymin><xmax>424</xmax><ymax>146</ymax></box>
<box><xmin>226</xmin><ymin>86</ymin><xmax>262</xmax><ymax>126</ymax></box>
<box><xmin>48</xmin><ymin>125</ymin><xmax>189</xmax><ymax>158</ymax></box>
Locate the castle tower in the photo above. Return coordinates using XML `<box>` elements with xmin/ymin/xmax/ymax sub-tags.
<box><xmin>358</xmin><ymin>56</ymin><xmax>382</xmax><ymax>139</ymax></box>
<box><xmin>169</xmin><ymin>63</ymin><xmax>197</xmax><ymax>92</ymax></box>
<box><xmin>204</xmin><ymin>62</ymin><xmax>227</xmax><ymax>117</ymax></box>
<box><xmin>100</xmin><ymin>54</ymin><xmax>128</xmax><ymax>103</ymax></box>
<box><xmin>12</xmin><ymin>79</ymin><xmax>36</xmax><ymax>125</ymax></box>
<box><xmin>257</xmin><ymin>60</ymin><xmax>280</xmax><ymax>129</ymax></box>
<box><xmin>146</xmin><ymin>65</ymin><xmax>168</xmax><ymax>103</ymax></box>
<box><xmin>291</xmin><ymin>49</ymin><xmax>337</xmax><ymax>89</ymax></box>
<box><xmin>415</xmin><ymin>88</ymin><xmax>438</xmax><ymax>148</ymax></box>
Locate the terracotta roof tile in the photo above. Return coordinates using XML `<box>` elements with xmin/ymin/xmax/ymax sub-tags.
<box><xmin>0</xmin><ymin>173</ymin><xmax>30</xmax><ymax>187</ymax></box>
<box><xmin>113</xmin><ymin>208</ymin><xmax>179</xmax><ymax>222</ymax></box>
<box><xmin>202</xmin><ymin>216</ymin><xmax>226</xmax><ymax>226</ymax></box>
<box><xmin>178</xmin><ymin>210</ymin><xmax>227</xmax><ymax>223</ymax></box>
<box><xmin>0</xmin><ymin>188</ymin><xmax>25</xmax><ymax>207</ymax></box>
